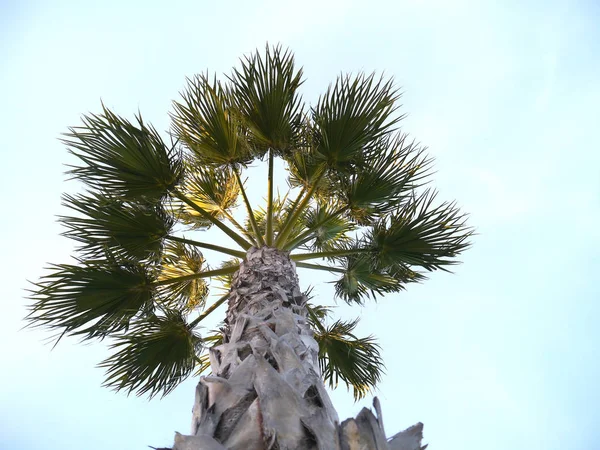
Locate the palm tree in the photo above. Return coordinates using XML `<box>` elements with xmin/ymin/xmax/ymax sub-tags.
<box><xmin>28</xmin><ymin>45</ymin><xmax>471</xmax><ymax>450</ymax></box>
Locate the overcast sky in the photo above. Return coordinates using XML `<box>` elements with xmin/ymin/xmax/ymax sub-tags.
<box><xmin>1</xmin><ymin>1</ymin><xmax>599</xmax><ymax>449</ymax></box>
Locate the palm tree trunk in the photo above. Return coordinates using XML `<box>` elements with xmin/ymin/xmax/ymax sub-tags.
<box><xmin>172</xmin><ymin>247</ymin><xmax>425</xmax><ymax>450</ymax></box>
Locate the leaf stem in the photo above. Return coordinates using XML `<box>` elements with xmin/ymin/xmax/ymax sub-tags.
<box><xmin>220</xmin><ymin>208</ymin><xmax>258</xmax><ymax>247</ymax></box>
<box><xmin>173</xmin><ymin>189</ymin><xmax>253</xmax><ymax>250</ymax></box>
<box><xmin>266</xmin><ymin>149</ymin><xmax>274</xmax><ymax>246</ymax></box>
<box><xmin>275</xmin><ymin>168</ymin><xmax>326</xmax><ymax>247</ymax></box>
<box><xmin>189</xmin><ymin>293</ymin><xmax>230</xmax><ymax>328</ymax></box>
<box><xmin>295</xmin><ymin>261</ymin><xmax>346</xmax><ymax>273</ymax></box>
<box><xmin>306</xmin><ymin>305</ymin><xmax>327</xmax><ymax>334</ymax></box>
<box><xmin>164</xmin><ymin>236</ymin><xmax>246</xmax><ymax>258</ymax></box>
<box><xmin>153</xmin><ymin>264</ymin><xmax>240</xmax><ymax>287</ymax></box>
<box><xmin>283</xmin><ymin>205</ymin><xmax>349</xmax><ymax>250</ymax></box>
<box><xmin>291</xmin><ymin>247</ymin><xmax>367</xmax><ymax>262</ymax></box>
<box><xmin>233</xmin><ymin>167</ymin><xmax>265</xmax><ymax>246</ymax></box>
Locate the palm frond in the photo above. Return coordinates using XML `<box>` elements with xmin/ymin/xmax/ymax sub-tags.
<box><xmin>27</xmin><ymin>260</ymin><xmax>154</xmax><ymax>340</ymax></box>
<box><xmin>334</xmin><ymin>255</ymin><xmax>401</xmax><ymax>304</ymax></box>
<box><xmin>233</xmin><ymin>167</ymin><xmax>265</xmax><ymax>246</ymax></box>
<box><xmin>285</xmin><ymin>149</ymin><xmax>343</xmax><ymax>206</ymax></box>
<box><xmin>312</xmin><ymin>73</ymin><xmax>402</xmax><ymax>172</ymax></box>
<box><xmin>100</xmin><ymin>310</ymin><xmax>202</xmax><ymax>398</ymax></box>
<box><xmin>286</xmin><ymin>148</ymin><xmax>327</xmax><ymax>190</ymax></box>
<box><xmin>173</xmin><ymin>162</ymin><xmax>240</xmax><ymax>229</ymax></box>
<box><xmin>60</xmin><ymin>193</ymin><xmax>173</xmax><ymax>261</ymax></box>
<box><xmin>368</xmin><ymin>189</ymin><xmax>473</xmax><ymax>271</ymax></box>
<box><xmin>214</xmin><ymin>258</ymin><xmax>242</xmax><ymax>292</ymax></box>
<box><xmin>340</xmin><ymin>133</ymin><xmax>433</xmax><ymax>224</ymax></box>
<box><xmin>64</xmin><ymin>104</ymin><xmax>183</xmax><ymax>202</ymax></box>
<box><xmin>193</xmin><ymin>353</ymin><xmax>212</xmax><ymax>376</ymax></box>
<box><xmin>296</xmin><ymin>204</ymin><xmax>355</xmax><ymax>251</ymax></box>
<box><xmin>245</xmin><ymin>191</ymin><xmax>305</xmax><ymax>242</ymax></box>
<box><xmin>306</xmin><ymin>302</ymin><xmax>332</xmax><ymax>329</ymax></box>
<box><xmin>228</xmin><ymin>44</ymin><xmax>304</xmax><ymax>154</ymax></box>
<box><xmin>157</xmin><ymin>241</ymin><xmax>209</xmax><ymax>311</ymax></box>
<box><xmin>315</xmin><ymin>318</ymin><xmax>384</xmax><ymax>400</ymax></box>
<box><xmin>171</xmin><ymin>73</ymin><xmax>251</xmax><ymax>165</ymax></box>
<box><xmin>164</xmin><ymin>236</ymin><xmax>245</xmax><ymax>259</ymax></box>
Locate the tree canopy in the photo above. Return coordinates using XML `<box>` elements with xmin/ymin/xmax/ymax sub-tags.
<box><xmin>28</xmin><ymin>45</ymin><xmax>472</xmax><ymax>400</ymax></box>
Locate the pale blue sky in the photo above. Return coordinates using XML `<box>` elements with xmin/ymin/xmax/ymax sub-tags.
<box><xmin>1</xmin><ymin>1</ymin><xmax>599</xmax><ymax>449</ymax></box>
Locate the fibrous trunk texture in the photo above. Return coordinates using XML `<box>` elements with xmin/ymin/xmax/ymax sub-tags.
<box><xmin>172</xmin><ymin>247</ymin><xmax>426</xmax><ymax>450</ymax></box>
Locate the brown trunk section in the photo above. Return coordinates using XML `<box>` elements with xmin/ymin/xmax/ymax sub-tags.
<box><xmin>171</xmin><ymin>247</ymin><xmax>426</xmax><ymax>450</ymax></box>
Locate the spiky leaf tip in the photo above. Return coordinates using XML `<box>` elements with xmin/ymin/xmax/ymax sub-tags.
<box><xmin>315</xmin><ymin>318</ymin><xmax>384</xmax><ymax>400</ymax></box>
<box><xmin>229</xmin><ymin>44</ymin><xmax>305</xmax><ymax>154</ymax></box>
<box><xmin>368</xmin><ymin>189</ymin><xmax>473</xmax><ymax>271</ymax></box>
<box><xmin>27</xmin><ymin>261</ymin><xmax>154</xmax><ymax>341</ymax></box>
<box><xmin>157</xmin><ymin>241</ymin><xmax>209</xmax><ymax>311</ymax></box>
<box><xmin>312</xmin><ymin>72</ymin><xmax>402</xmax><ymax>172</ymax></box>
<box><xmin>60</xmin><ymin>192</ymin><xmax>173</xmax><ymax>262</ymax></box>
<box><xmin>100</xmin><ymin>310</ymin><xmax>202</xmax><ymax>398</ymax></box>
<box><xmin>171</xmin><ymin>73</ymin><xmax>251</xmax><ymax>165</ymax></box>
<box><xmin>64</xmin><ymin>104</ymin><xmax>183</xmax><ymax>202</ymax></box>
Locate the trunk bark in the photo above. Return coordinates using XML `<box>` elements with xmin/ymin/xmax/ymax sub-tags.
<box><xmin>171</xmin><ymin>247</ymin><xmax>426</xmax><ymax>450</ymax></box>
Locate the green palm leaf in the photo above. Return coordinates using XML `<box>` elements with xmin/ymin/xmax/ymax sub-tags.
<box><xmin>296</xmin><ymin>204</ymin><xmax>355</xmax><ymax>251</ymax></box>
<box><xmin>306</xmin><ymin>302</ymin><xmax>333</xmax><ymax>325</ymax></box>
<box><xmin>157</xmin><ymin>241</ymin><xmax>209</xmax><ymax>311</ymax></box>
<box><xmin>64</xmin><ymin>104</ymin><xmax>183</xmax><ymax>202</ymax></box>
<box><xmin>245</xmin><ymin>192</ymin><xmax>305</xmax><ymax>242</ymax></box>
<box><xmin>285</xmin><ymin>144</ymin><xmax>335</xmax><ymax>202</ymax></box>
<box><xmin>194</xmin><ymin>353</ymin><xmax>211</xmax><ymax>376</ymax></box>
<box><xmin>340</xmin><ymin>133</ymin><xmax>433</xmax><ymax>224</ymax></box>
<box><xmin>27</xmin><ymin>261</ymin><xmax>154</xmax><ymax>340</ymax></box>
<box><xmin>314</xmin><ymin>317</ymin><xmax>384</xmax><ymax>400</ymax></box>
<box><xmin>228</xmin><ymin>44</ymin><xmax>304</xmax><ymax>153</ymax></box>
<box><xmin>99</xmin><ymin>310</ymin><xmax>202</xmax><ymax>398</ymax></box>
<box><xmin>312</xmin><ymin>73</ymin><xmax>401</xmax><ymax>172</ymax></box>
<box><xmin>214</xmin><ymin>258</ymin><xmax>242</xmax><ymax>292</ymax></box>
<box><xmin>171</xmin><ymin>73</ymin><xmax>251</xmax><ymax>165</ymax></box>
<box><xmin>368</xmin><ymin>189</ymin><xmax>472</xmax><ymax>271</ymax></box>
<box><xmin>334</xmin><ymin>255</ymin><xmax>401</xmax><ymax>304</ymax></box>
<box><xmin>60</xmin><ymin>193</ymin><xmax>173</xmax><ymax>261</ymax></box>
<box><xmin>173</xmin><ymin>162</ymin><xmax>240</xmax><ymax>230</ymax></box>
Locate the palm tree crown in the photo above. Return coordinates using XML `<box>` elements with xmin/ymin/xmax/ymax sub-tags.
<box><xmin>28</xmin><ymin>45</ymin><xmax>472</xmax><ymax>401</ymax></box>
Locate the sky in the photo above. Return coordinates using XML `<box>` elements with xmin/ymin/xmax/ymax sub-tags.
<box><xmin>1</xmin><ymin>0</ymin><xmax>599</xmax><ymax>449</ymax></box>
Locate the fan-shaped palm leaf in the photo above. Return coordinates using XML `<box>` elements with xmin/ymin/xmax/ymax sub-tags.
<box><xmin>246</xmin><ymin>192</ymin><xmax>305</xmax><ymax>243</ymax></box>
<box><xmin>174</xmin><ymin>163</ymin><xmax>241</xmax><ymax>230</ymax></box>
<box><xmin>64</xmin><ymin>104</ymin><xmax>183</xmax><ymax>202</ymax></box>
<box><xmin>171</xmin><ymin>74</ymin><xmax>251</xmax><ymax>165</ymax></box>
<box><xmin>194</xmin><ymin>353</ymin><xmax>212</xmax><ymax>376</ymax></box>
<box><xmin>312</xmin><ymin>73</ymin><xmax>401</xmax><ymax>172</ymax></box>
<box><xmin>340</xmin><ymin>133</ymin><xmax>433</xmax><ymax>224</ymax></box>
<box><xmin>334</xmin><ymin>255</ymin><xmax>401</xmax><ymax>304</ymax></box>
<box><xmin>368</xmin><ymin>189</ymin><xmax>472</xmax><ymax>271</ymax></box>
<box><xmin>157</xmin><ymin>241</ymin><xmax>209</xmax><ymax>311</ymax></box>
<box><xmin>60</xmin><ymin>193</ymin><xmax>173</xmax><ymax>261</ymax></box>
<box><xmin>27</xmin><ymin>261</ymin><xmax>154</xmax><ymax>340</ymax></box>
<box><xmin>100</xmin><ymin>310</ymin><xmax>202</xmax><ymax>398</ymax></box>
<box><xmin>293</xmin><ymin>204</ymin><xmax>355</xmax><ymax>251</ymax></box>
<box><xmin>285</xmin><ymin>144</ymin><xmax>333</xmax><ymax>200</ymax></box>
<box><xmin>228</xmin><ymin>44</ymin><xmax>304</xmax><ymax>154</ymax></box>
<box><xmin>306</xmin><ymin>302</ymin><xmax>333</xmax><ymax>326</ymax></box>
<box><xmin>314</xmin><ymin>318</ymin><xmax>384</xmax><ymax>400</ymax></box>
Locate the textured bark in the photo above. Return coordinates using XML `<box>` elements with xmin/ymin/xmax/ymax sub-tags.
<box><xmin>172</xmin><ymin>247</ymin><xmax>426</xmax><ymax>450</ymax></box>
<box><xmin>387</xmin><ymin>423</ymin><xmax>427</xmax><ymax>450</ymax></box>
